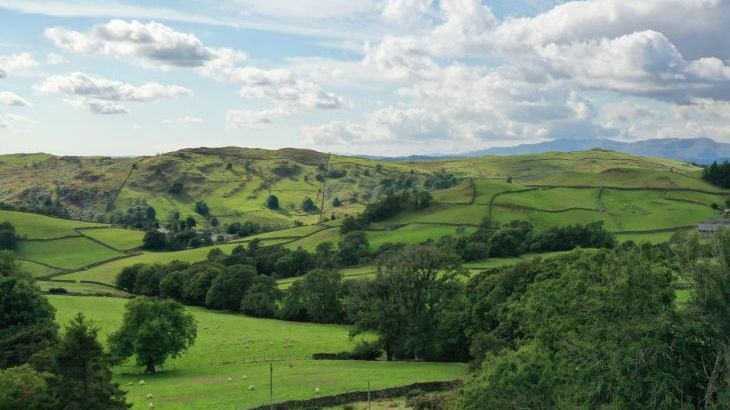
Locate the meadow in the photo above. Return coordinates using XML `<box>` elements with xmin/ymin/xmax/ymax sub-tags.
<box><xmin>50</xmin><ymin>296</ymin><xmax>467</xmax><ymax>410</ymax></box>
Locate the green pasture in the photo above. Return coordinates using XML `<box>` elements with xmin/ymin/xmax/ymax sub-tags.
<box><xmin>50</xmin><ymin>296</ymin><xmax>467</xmax><ymax>410</ymax></box>
<box><xmin>16</xmin><ymin>237</ymin><xmax>124</xmax><ymax>270</ymax></box>
<box><xmin>663</xmin><ymin>190</ymin><xmax>729</xmax><ymax>207</ymax></box>
<box><xmin>432</xmin><ymin>180</ymin><xmax>474</xmax><ymax>204</ymax></box>
<box><xmin>495</xmin><ymin>187</ymin><xmax>601</xmax><ymax>211</ymax></box>
<box><xmin>79</xmin><ymin>228</ymin><xmax>145</xmax><ymax>250</ymax></box>
<box><xmin>38</xmin><ymin>280</ymin><xmax>130</xmax><ymax>297</ymax></box>
<box><xmin>0</xmin><ymin>209</ymin><xmax>107</xmax><ymax>239</ymax></box>
<box><xmin>18</xmin><ymin>259</ymin><xmax>61</xmax><ymax>277</ymax></box>
<box><xmin>473</xmin><ymin>179</ymin><xmax>526</xmax><ymax>205</ymax></box>
<box><xmin>53</xmin><ymin>238</ymin><xmax>293</xmax><ymax>285</ymax></box>
<box><xmin>383</xmin><ymin>205</ymin><xmax>489</xmax><ymax>226</ymax></box>
<box><xmin>367</xmin><ymin>224</ymin><xmax>476</xmax><ymax>250</ymax></box>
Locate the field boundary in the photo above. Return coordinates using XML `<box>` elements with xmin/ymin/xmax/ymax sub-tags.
<box><xmin>247</xmin><ymin>379</ymin><xmax>463</xmax><ymax>410</ymax></box>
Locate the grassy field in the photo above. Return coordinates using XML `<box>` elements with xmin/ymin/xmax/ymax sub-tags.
<box><xmin>50</xmin><ymin>296</ymin><xmax>467</xmax><ymax>410</ymax></box>
<box><xmin>38</xmin><ymin>280</ymin><xmax>130</xmax><ymax>297</ymax></box>
<box><xmin>53</xmin><ymin>238</ymin><xmax>293</xmax><ymax>285</ymax></box>
<box><xmin>16</xmin><ymin>237</ymin><xmax>125</xmax><ymax>270</ymax></box>
<box><xmin>17</xmin><ymin>259</ymin><xmax>61</xmax><ymax>277</ymax></box>
<box><xmin>367</xmin><ymin>224</ymin><xmax>476</xmax><ymax>249</ymax></box>
<box><xmin>79</xmin><ymin>228</ymin><xmax>146</xmax><ymax>250</ymax></box>
<box><xmin>0</xmin><ymin>209</ymin><xmax>107</xmax><ymax>239</ymax></box>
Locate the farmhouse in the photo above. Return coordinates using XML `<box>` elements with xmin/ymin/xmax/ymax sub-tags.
<box><xmin>697</xmin><ymin>219</ymin><xmax>730</xmax><ymax>238</ymax></box>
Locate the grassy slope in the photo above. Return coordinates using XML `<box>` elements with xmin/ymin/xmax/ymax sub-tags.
<box><xmin>0</xmin><ymin>209</ymin><xmax>106</xmax><ymax>239</ymax></box>
<box><xmin>79</xmin><ymin>228</ymin><xmax>145</xmax><ymax>250</ymax></box>
<box><xmin>16</xmin><ymin>237</ymin><xmax>124</xmax><ymax>270</ymax></box>
<box><xmin>50</xmin><ymin>296</ymin><xmax>467</xmax><ymax>410</ymax></box>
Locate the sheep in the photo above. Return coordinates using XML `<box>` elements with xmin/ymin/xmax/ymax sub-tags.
<box><xmin>248</xmin><ymin>385</ymin><xmax>256</xmax><ymax>391</ymax></box>
<box><xmin>127</xmin><ymin>381</ymin><xmax>133</xmax><ymax>386</ymax></box>
<box><xmin>148</xmin><ymin>403</ymin><xmax>154</xmax><ymax>409</ymax></box>
<box><xmin>146</xmin><ymin>394</ymin><xmax>153</xmax><ymax>400</ymax></box>
<box><xmin>242</xmin><ymin>375</ymin><xmax>247</xmax><ymax>380</ymax></box>
<box><xmin>138</xmin><ymin>380</ymin><xmax>146</xmax><ymax>386</ymax></box>
<box><xmin>315</xmin><ymin>387</ymin><xmax>320</xmax><ymax>394</ymax></box>
<box><xmin>227</xmin><ymin>377</ymin><xmax>233</xmax><ymax>382</ymax></box>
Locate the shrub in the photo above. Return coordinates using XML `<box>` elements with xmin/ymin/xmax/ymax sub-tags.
<box><xmin>349</xmin><ymin>340</ymin><xmax>383</xmax><ymax>360</ymax></box>
<box><xmin>48</xmin><ymin>287</ymin><xmax>68</xmax><ymax>294</ymax></box>
<box><xmin>266</xmin><ymin>195</ymin><xmax>279</xmax><ymax>210</ymax></box>
<box><xmin>168</xmin><ymin>181</ymin><xmax>184</xmax><ymax>194</ymax></box>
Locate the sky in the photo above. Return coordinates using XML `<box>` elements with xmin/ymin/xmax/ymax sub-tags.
<box><xmin>0</xmin><ymin>0</ymin><xmax>728</xmax><ymax>156</ymax></box>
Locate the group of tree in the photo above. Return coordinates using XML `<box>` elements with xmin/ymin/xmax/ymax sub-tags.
<box><xmin>424</xmin><ymin>169</ymin><xmax>459</xmax><ymax>190</ymax></box>
<box><xmin>340</xmin><ymin>189</ymin><xmax>433</xmax><ymax>234</ymax></box>
<box><xmin>107</xmin><ymin>200</ymin><xmax>158</xmax><ymax>229</ymax></box>
<box><xmin>702</xmin><ymin>160</ymin><xmax>730</xmax><ymax>188</ymax></box>
<box><xmin>1</xmin><ymin>249</ymin><xmax>198</xmax><ymax>408</ymax></box>
<box><xmin>0</xmin><ymin>221</ymin><xmax>18</xmax><ymax>251</ymax></box>
<box><xmin>439</xmin><ymin>220</ymin><xmax>616</xmax><ymax>261</ymax></box>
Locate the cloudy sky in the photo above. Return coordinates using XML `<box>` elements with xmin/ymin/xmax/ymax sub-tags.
<box><xmin>0</xmin><ymin>0</ymin><xmax>728</xmax><ymax>156</ymax></box>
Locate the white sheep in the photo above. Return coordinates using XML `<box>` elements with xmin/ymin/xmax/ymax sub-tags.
<box><xmin>146</xmin><ymin>393</ymin><xmax>153</xmax><ymax>399</ymax></box>
<box><xmin>315</xmin><ymin>387</ymin><xmax>320</xmax><ymax>394</ymax></box>
<box><xmin>242</xmin><ymin>375</ymin><xmax>247</xmax><ymax>380</ymax></box>
<box><xmin>248</xmin><ymin>385</ymin><xmax>256</xmax><ymax>391</ymax></box>
<box><xmin>148</xmin><ymin>403</ymin><xmax>154</xmax><ymax>409</ymax></box>
<box><xmin>227</xmin><ymin>377</ymin><xmax>233</xmax><ymax>382</ymax></box>
<box><xmin>127</xmin><ymin>381</ymin><xmax>133</xmax><ymax>386</ymax></box>
<box><xmin>138</xmin><ymin>380</ymin><xmax>146</xmax><ymax>386</ymax></box>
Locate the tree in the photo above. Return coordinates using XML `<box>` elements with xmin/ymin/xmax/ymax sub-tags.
<box><xmin>332</xmin><ymin>197</ymin><xmax>342</xmax><ymax>207</ymax></box>
<box><xmin>301</xmin><ymin>269</ymin><xmax>344</xmax><ymax>323</ymax></box>
<box><xmin>194</xmin><ymin>201</ymin><xmax>209</xmax><ymax>216</ymax></box>
<box><xmin>0</xmin><ymin>222</ymin><xmax>18</xmax><ymax>251</ymax></box>
<box><xmin>168</xmin><ymin>181</ymin><xmax>184</xmax><ymax>194</ymax></box>
<box><xmin>351</xmin><ymin>245</ymin><xmax>466</xmax><ymax>360</ymax></box>
<box><xmin>205</xmin><ymin>264</ymin><xmax>256</xmax><ymax>311</ymax></box>
<box><xmin>0</xmin><ymin>251</ymin><xmax>58</xmax><ymax>369</ymax></box>
<box><xmin>278</xmin><ymin>280</ymin><xmax>309</xmax><ymax>321</ymax></box>
<box><xmin>339</xmin><ymin>215</ymin><xmax>362</xmax><ymax>234</ymax></box>
<box><xmin>142</xmin><ymin>230</ymin><xmax>167</xmax><ymax>251</ymax></box>
<box><xmin>301</xmin><ymin>197</ymin><xmax>318</xmax><ymax>212</ymax></box>
<box><xmin>266</xmin><ymin>195</ymin><xmax>279</xmax><ymax>210</ymax></box>
<box><xmin>211</xmin><ymin>216</ymin><xmax>220</xmax><ymax>228</ymax></box>
<box><xmin>47</xmin><ymin>314</ymin><xmax>129</xmax><ymax>409</ymax></box>
<box><xmin>145</xmin><ymin>206</ymin><xmax>156</xmax><ymax>221</ymax></box>
<box><xmin>182</xmin><ymin>266</ymin><xmax>222</xmax><ymax>306</ymax></box>
<box><xmin>109</xmin><ymin>297</ymin><xmax>196</xmax><ymax>373</ymax></box>
<box><xmin>115</xmin><ymin>264</ymin><xmax>143</xmax><ymax>292</ymax></box>
<box><xmin>185</xmin><ymin>216</ymin><xmax>197</xmax><ymax>229</ymax></box>
<box><xmin>0</xmin><ymin>364</ymin><xmax>48</xmax><ymax>410</ymax></box>
<box><xmin>240</xmin><ymin>276</ymin><xmax>279</xmax><ymax>318</ymax></box>
<box><xmin>338</xmin><ymin>231</ymin><xmax>370</xmax><ymax>266</ymax></box>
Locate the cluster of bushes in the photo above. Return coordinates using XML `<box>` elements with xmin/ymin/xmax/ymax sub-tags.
<box><xmin>271</xmin><ymin>162</ymin><xmax>301</xmax><ymax>178</ymax></box>
<box><xmin>225</xmin><ymin>220</ymin><xmax>273</xmax><ymax>238</ymax></box>
<box><xmin>142</xmin><ymin>226</ymin><xmax>212</xmax><ymax>251</ymax></box>
<box><xmin>340</xmin><ymin>190</ymin><xmax>433</xmax><ymax>234</ymax></box>
<box><xmin>0</xmin><ymin>221</ymin><xmax>18</xmax><ymax>251</ymax></box>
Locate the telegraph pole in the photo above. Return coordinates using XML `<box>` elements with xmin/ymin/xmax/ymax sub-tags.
<box><xmin>269</xmin><ymin>362</ymin><xmax>273</xmax><ymax>410</ymax></box>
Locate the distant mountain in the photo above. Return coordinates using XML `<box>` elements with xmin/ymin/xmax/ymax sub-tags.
<box><xmin>464</xmin><ymin>138</ymin><xmax>730</xmax><ymax>164</ymax></box>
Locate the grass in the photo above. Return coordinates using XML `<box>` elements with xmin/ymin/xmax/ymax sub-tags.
<box><xmin>384</xmin><ymin>205</ymin><xmax>489</xmax><ymax>226</ymax></box>
<box><xmin>38</xmin><ymin>280</ymin><xmax>130</xmax><ymax>297</ymax></box>
<box><xmin>79</xmin><ymin>228</ymin><xmax>146</xmax><ymax>250</ymax></box>
<box><xmin>615</xmin><ymin>231</ymin><xmax>680</xmax><ymax>244</ymax></box>
<box><xmin>17</xmin><ymin>259</ymin><xmax>61</xmax><ymax>277</ymax></box>
<box><xmin>16</xmin><ymin>237</ymin><xmax>124</xmax><ymax>270</ymax></box>
<box><xmin>53</xmin><ymin>238</ymin><xmax>293</xmax><ymax>285</ymax></box>
<box><xmin>50</xmin><ymin>296</ymin><xmax>467</xmax><ymax>410</ymax></box>
<box><xmin>495</xmin><ymin>188</ymin><xmax>601</xmax><ymax>211</ymax></box>
<box><xmin>432</xmin><ymin>180</ymin><xmax>474</xmax><ymax>204</ymax></box>
<box><xmin>0</xmin><ymin>209</ymin><xmax>107</xmax><ymax>239</ymax></box>
<box><xmin>367</xmin><ymin>224</ymin><xmax>476</xmax><ymax>250</ymax></box>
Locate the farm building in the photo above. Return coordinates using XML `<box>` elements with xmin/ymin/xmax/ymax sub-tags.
<box><xmin>698</xmin><ymin>219</ymin><xmax>730</xmax><ymax>238</ymax></box>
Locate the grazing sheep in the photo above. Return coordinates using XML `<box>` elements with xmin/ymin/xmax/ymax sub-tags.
<box><xmin>146</xmin><ymin>394</ymin><xmax>153</xmax><ymax>399</ymax></box>
<box><xmin>127</xmin><ymin>381</ymin><xmax>133</xmax><ymax>386</ymax></box>
<box><xmin>138</xmin><ymin>380</ymin><xmax>145</xmax><ymax>386</ymax></box>
<box><xmin>148</xmin><ymin>403</ymin><xmax>154</xmax><ymax>409</ymax></box>
<box><xmin>315</xmin><ymin>387</ymin><xmax>320</xmax><ymax>394</ymax></box>
<box><xmin>242</xmin><ymin>375</ymin><xmax>247</xmax><ymax>380</ymax></box>
<box><xmin>227</xmin><ymin>377</ymin><xmax>233</xmax><ymax>382</ymax></box>
<box><xmin>248</xmin><ymin>385</ymin><xmax>256</xmax><ymax>391</ymax></box>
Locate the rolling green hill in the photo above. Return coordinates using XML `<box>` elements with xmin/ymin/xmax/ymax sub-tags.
<box><xmin>1</xmin><ymin>147</ymin><xmax>725</xmax><ymax>290</ymax></box>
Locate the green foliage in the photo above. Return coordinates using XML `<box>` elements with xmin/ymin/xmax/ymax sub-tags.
<box><xmin>240</xmin><ymin>275</ymin><xmax>279</xmax><ymax>318</ymax></box>
<box><xmin>339</xmin><ymin>215</ymin><xmax>364</xmax><ymax>234</ymax></box>
<box><xmin>424</xmin><ymin>169</ymin><xmax>459</xmax><ymax>190</ymax></box>
<box><xmin>301</xmin><ymin>269</ymin><xmax>344</xmax><ymax>323</ymax></box>
<box><xmin>702</xmin><ymin>160</ymin><xmax>730</xmax><ymax>188</ymax></box>
<box><xmin>0</xmin><ymin>251</ymin><xmax>58</xmax><ymax>369</ymax></box>
<box><xmin>0</xmin><ymin>222</ymin><xmax>18</xmax><ymax>251</ymax></box>
<box><xmin>266</xmin><ymin>194</ymin><xmax>279</xmax><ymax>209</ymax></box>
<box><xmin>0</xmin><ymin>364</ymin><xmax>48</xmax><ymax>410</ymax></box>
<box><xmin>109</xmin><ymin>297</ymin><xmax>197</xmax><ymax>373</ymax></box>
<box><xmin>142</xmin><ymin>230</ymin><xmax>166</xmax><ymax>251</ymax></box>
<box><xmin>47</xmin><ymin>313</ymin><xmax>129</xmax><ymax>409</ymax></box>
<box><xmin>205</xmin><ymin>264</ymin><xmax>256</xmax><ymax>311</ymax></box>
<box><xmin>338</xmin><ymin>231</ymin><xmax>370</xmax><ymax>266</ymax></box>
<box><xmin>194</xmin><ymin>201</ymin><xmax>209</xmax><ymax>216</ymax></box>
<box><xmin>168</xmin><ymin>181</ymin><xmax>184</xmax><ymax>194</ymax></box>
<box><xmin>301</xmin><ymin>196</ymin><xmax>318</xmax><ymax>213</ymax></box>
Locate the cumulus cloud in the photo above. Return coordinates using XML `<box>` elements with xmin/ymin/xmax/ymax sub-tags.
<box><xmin>45</xmin><ymin>19</ymin><xmax>217</xmax><ymax>68</ymax></box>
<box><xmin>0</xmin><ymin>52</ymin><xmax>39</xmax><ymax>76</ymax></box>
<box><xmin>46</xmin><ymin>53</ymin><xmax>66</xmax><ymax>65</ymax></box>
<box><xmin>35</xmin><ymin>72</ymin><xmax>191</xmax><ymax>114</ymax></box>
<box><xmin>0</xmin><ymin>113</ymin><xmax>29</xmax><ymax>129</ymax></box>
<box><xmin>0</xmin><ymin>91</ymin><xmax>31</xmax><ymax>107</ymax></box>
<box><xmin>382</xmin><ymin>0</ymin><xmax>434</xmax><ymax>25</ymax></box>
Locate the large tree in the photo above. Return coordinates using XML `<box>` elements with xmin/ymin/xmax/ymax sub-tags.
<box><xmin>351</xmin><ymin>245</ymin><xmax>466</xmax><ymax>360</ymax></box>
<box><xmin>205</xmin><ymin>264</ymin><xmax>256</xmax><ymax>311</ymax></box>
<box><xmin>301</xmin><ymin>269</ymin><xmax>344</xmax><ymax>323</ymax></box>
<box><xmin>0</xmin><ymin>251</ymin><xmax>58</xmax><ymax>369</ymax></box>
<box><xmin>109</xmin><ymin>297</ymin><xmax>197</xmax><ymax>373</ymax></box>
<box><xmin>47</xmin><ymin>313</ymin><xmax>129</xmax><ymax>409</ymax></box>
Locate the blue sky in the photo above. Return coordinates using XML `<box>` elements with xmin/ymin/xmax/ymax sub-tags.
<box><xmin>0</xmin><ymin>0</ymin><xmax>728</xmax><ymax>156</ymax></box>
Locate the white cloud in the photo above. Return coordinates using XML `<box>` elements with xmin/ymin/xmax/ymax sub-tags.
<box><xmin>35</xmin><ymin>72</ymin><xmax>191</xmax><ymax>114</ymax></box>
<box><xmin>382</xmin><ymin>0</ymin><xmax>434</xmax><ymax>25</ymax></box>
<box><xmin>45</xmin><ymin>20</ymin><xmax>218</xmax><ymax>68</ymax></box>
<box><xmin>0</xmin><ymin>91</ymin><xmax>30</xmax><ymax>107</ymax></box>
<box><xmin>0</xmin><ymin>52</ymin><xmax>39</xmax><ymax>76</ymax></box>
<box><xmin>226</xmin><ymin>105</ymin><xmax>295</xmax><ymax>129</ymax></box>
<box><xmin>0</xmin><ymin>113</ymin><xmax>29</xmax><ymax>129</ymax></box>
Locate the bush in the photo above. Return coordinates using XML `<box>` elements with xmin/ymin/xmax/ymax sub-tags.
<box><xmin>266</xmin><ymin>195</ymin><xmax>279</xmax><ymax>209</ymax></box>
<box><xmin>48</xmin><ymin>287</ymin><xmax>68</xmax><ymax>294</ymax></box>
<box><xmin>301</xmin><ymin>197</ymin><xmax>318</xmax><ymax>213</ymax></box>
<box><xmin>168</xmin><ymin>181</ymin><xmax>184</xmax><ymax>194</ymax></box>
<box><xmin>349</xmin><ymin>340</ymin><xmax>383</xmax><ymax>360</ymax></box>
